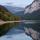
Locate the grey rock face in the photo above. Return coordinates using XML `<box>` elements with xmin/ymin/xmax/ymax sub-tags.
<box><xmin>24</xmin><ymin>0</ymin><xmax>40</xmax><ymax>14</ymax></box>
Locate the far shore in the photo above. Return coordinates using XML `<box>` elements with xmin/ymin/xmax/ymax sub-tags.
<box><xmin>0</xmin><ymin>20</ymin><xmax>40</xmax><ymax>25</ymax></box>
<box><xmin>0</xmin><ymin>21</ymin><xmax>22</xmax><ymax>25</ymax></box>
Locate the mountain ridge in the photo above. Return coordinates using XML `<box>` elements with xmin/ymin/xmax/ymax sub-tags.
<box><xmin>0</xmin><ymin>5</ymin><xmax>20</xmax><ymax>21</ymax></box>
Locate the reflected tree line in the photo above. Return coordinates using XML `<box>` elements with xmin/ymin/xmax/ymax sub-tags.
<box><xmin>0</xmin><ymin>22</ymin><xmax>19</xmax><ymax>36</ymax></box>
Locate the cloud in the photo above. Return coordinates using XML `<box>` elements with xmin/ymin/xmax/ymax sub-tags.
<box><xmin>0</xmin><ymin>0</ymin><xmax>33</xmax><ymax>7</ymax></box>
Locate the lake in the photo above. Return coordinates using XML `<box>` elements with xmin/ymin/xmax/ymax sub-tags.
<box><xmin>0</xmin><ymin>22</ymin><xmax>32</xmax><ymax>40</ymax></box>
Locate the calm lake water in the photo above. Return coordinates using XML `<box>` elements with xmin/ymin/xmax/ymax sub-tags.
<box><xmin>0</xmin><ymin>22</ymin><xmax>32</xmax><ymax>40</ymax></box>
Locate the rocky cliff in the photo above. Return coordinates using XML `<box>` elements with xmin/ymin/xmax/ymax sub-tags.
<box><xmin>24</xmin><ymin>0</ymin><xmax>40</xmax><ymax>40</ymax></box>
<box><xmin>24</xmin><ymin>0</ymin><xmax>40</xmax><ymax>14</ymax></box>
<box><xmin>24</xmin><ymin>0</ymin><xmax>40</xmax><ymax>20</ymax></box>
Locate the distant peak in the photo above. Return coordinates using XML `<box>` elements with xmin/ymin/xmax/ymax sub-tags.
<box><xmin>0</xmin><ymin>5</ymin><xmax>3</xmax><ymax>7</ymax></box>
<box><xmin>0</xmin><ymin>5</ymin><xmax>5</xmax><ymax>8</ymax></box>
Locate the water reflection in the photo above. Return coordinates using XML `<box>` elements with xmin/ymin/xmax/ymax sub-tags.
<box><xmin>25</xmin><ymin>23</ymin><xmax>40</xmax><ymax>32</ymax></box>
<box><xmin>0</xmin><ymin>22</ymin><xmax>19</xmax><ymax>36</ymax></box>
<box><xmin>0</xmin><ymin>22</ymin><xmax>33</xmax><ymax>40</ymax></box>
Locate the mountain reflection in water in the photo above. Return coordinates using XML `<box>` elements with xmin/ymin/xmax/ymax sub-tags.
<box><xmin>0</xmin><ymin>22</ymin><xmax>32</xmax><ymax>40</ymax></box>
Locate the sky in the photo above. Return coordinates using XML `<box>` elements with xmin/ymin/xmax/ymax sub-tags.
<box><xmin>0</xmin><ymin>0</ymin><xmax>33</xmax><ymax>7</ymax></box>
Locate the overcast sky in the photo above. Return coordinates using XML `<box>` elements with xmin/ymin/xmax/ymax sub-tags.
<box><xmin>0</xmin><ymin>0</ymin><xmax>33</xmax><ymax>7</ymax></box>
